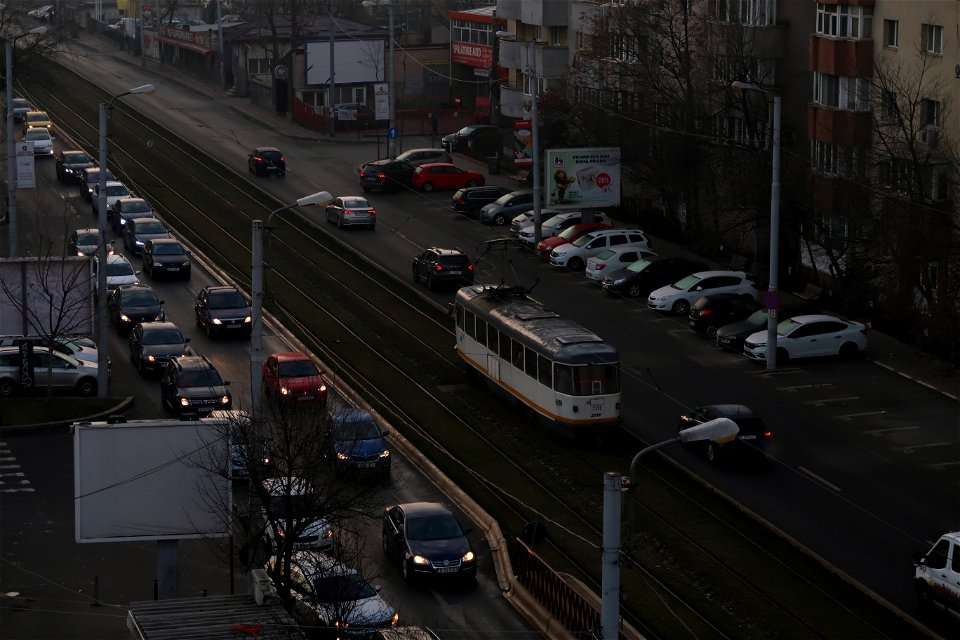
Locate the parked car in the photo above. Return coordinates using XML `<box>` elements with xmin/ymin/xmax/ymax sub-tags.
<box><xmin>688</xmin><ymin>293</ymin><xmax>759</xmax><ymax>337</ymax></box>
<box><xmin>450</xmin><ymin>185</ymin><xmax>513</xmax><ymax>216</ymax></box>
<box><xmin>23</xmin><ymin>110</ymin><xmax>52</xmax><ymax>132</ymax></box>
<box><xmin>359</xmin><ymin>159</ymin><xmax>416</xmax><ymax>192</ymax></box>
<box><xmin>93</xmin><ymin>253</ymin><xmax>139</xmax><ymax>293</ymax></box>
<box><xmin>536</xmin><ymin>222</ymin><xmax>612</xmax><ymax>260</ymax></box>
<box><xmin>360</xmin><ymin>148</ymin><xmax>451</xmax><ymax>174</ymax></box>
<box><xmin>372</xmin><ymin>628</ymin><xmax>441</xmax><ymax>640</ymax></box>
<box><xmin>265</xmin><ymin>551</ymin><xmax>398</xmax><ymax>633</ymax></box>
<box><xmin>69</xmin><ymin>228</ymin><xmax>103</xmax><ymax>257</ymax></box>
<box><xmin>194</xmin><ymin>285</ymin><xmax>252</xmax><ymax>338</ymax></box>
<box><xmin>323</xmin><ymin>408</ymin><xmax>391</xmax><ymax>476</ymax></box>
<box><xmin>678</xmin><ymin>404</ymin><xmax>771</xmax><ymax>464</ymax></box>
<box><xmin>478</xmin><ymin>189</ymin><xmax>538</xmax><ymax>226</ymax></box>
<box><xmin>107</xmin><ymin>284</ymin><xmax>165</xmax><ymax>332</ymax></box>
<box><xmin>0</xmin><ymin>335</ymin><xmax>104</xmax><ymax>369</ymax></box>
<box><xmin>24</xmin><ymin>127</ymin><xmax>54</xmax><ymax>156</ymax></box>
<box><xmin>525</xmin><ymin>211</ymin><xmax>612</xmax><ymax>247</ymax></box>
<box><xmin>335</xmin><ymin>101</ymin><xmax>376</xmax><ymax>126</ymax></box>
<box><xmin>142</xmin><ymin>238</ymin><xmax>192</xmax><ymax>280</ymax></box>
<box><xmin>128</xmin><ymin>321</ymin><xmax>191</xmax><ymax>375</ymax></box>
<box><xmin>82</xmin><ymin>168</ymin><xmax>115</xmax><ymax>202</ymax></box>
<box><xmin>262</xmin><ymin>351</ymin><xmax>328</xmax><ymax>405</ymax></box>
<box><xmin>601</xmin><ymin>256</ymin><xmax>709</xmax><ymax>299</ymax></box>
<box><xmin>261</xmin><ymin>477</ymin><xmax>335</xmax><ymax>552</ymax></box>
<box><xmin>743</xmin><ymin>314</ymin><xmax>868</xmax><ymax>362</ymax></box>
<box><xmin>411</xmin><ymin>163</ymin><xmax>485</xmax><ymax>192</ymax></box>
<box><xmin>412</xmin><ymin>247</ymin><xmax>474</xmax><ymax>290</ymax></box>
<box><xmin>55</xmin><ymin>150</ymin><xmax>96</xmax><ymax>183</ymax></box>
<box><xmin>549</xmin><ymin>229</ymin><xmax>651</xmax><ymax>271</ymax></box>
<box><xmin>247</xmin><ymin>146</ymin><xmax>285</xmax><ymax>176</ymax></box>
<box><xmin>441</xmin><ymin>124</ymin><xmax>499</xmax><ymax>152</ymax></box>
<box><xmin>325</xmin><ymin>195</ymin><xmax>376</xmax><ymax>230</ymax></box>
<box><xmin>0</xmin><ymin>347</ymin><xmax>98</xmax><ymax>398</ymax></box>
<box><xmin>512</xmin><ymin>209</ymin><xmax>575</xmax><ymax>241</ymax></box>
<box><xmin>160</xmin><ymin>355</ymin><xmax>231</xmax><ymax>416</ymax></box>
<box><xmin>91</xmin><ymin>181</ymin><xmax>133</xmax><ymax>216</ymax></box>
<box><xmin>585</xmin><ymin>246</ymin><xmax>656</xmax><ymax>282</ymax></box>
<box><xmin>715</xmin><ymin>305</ymin><xmax>815</xmax><ymax>353</ymax></box>
<box><xmin>913</xmin><ymin>531</ymin><xmax>960</xmax><ymax>615</ymax></box>
<box><xmin>648</xmin><ymin>270</ymin><xmax>757</xmax><ymax>316</ymax></box>
<box><xmin>122</xmin><ymin>217</ymin><xmax>170</xmax><ymax>255</ymax></box>
<box><xmin>11</xmin><ymin>98</ymin><xmax>33</xmax><ymax>122</ymax></box>
<box><xmin>110</xmin><ymin>197</ymin><xmax>155</xmax><ymax>232</ymax></box>
<box><xmin>382</xmin><ymin>502</ymin><xmax>477</xmax><ymax>583</ymax></box>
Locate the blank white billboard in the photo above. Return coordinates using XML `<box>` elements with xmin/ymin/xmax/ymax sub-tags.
<box><xmin>305</xmin><ymin>39</ymin><xmax>383</xmax><ymax>86</ymax></box>
<box><xmin>74</xmin><ymin>420</ymin><xmax>230</xmax><ymax>543</ymax></box>
<box><xmin>0</xmin><ymin>257</ymin><xmax>94</xmax><ymax>337</ymax></box>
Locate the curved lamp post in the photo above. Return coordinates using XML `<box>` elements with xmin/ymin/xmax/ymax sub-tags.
<box><xmin>250</xmin><ymin>191</ymin><xmax>333</xmax><ymax>420</ymax></box>
<box><xmin>4</xmin><ymin>24</ymin><xmax>48</xmax><ymax>257</ymax></box>
<box><xmin>95</xmin><ymin>83</ymin><xmax>155</xmax><ymax>396</ymax></box>
<box><xmin>731</xmin><ymin>80</ymin><xmax>781</xmax><ymax>371</ymax></box>
<box><xmin>601</xmin><ymin>418</ymin><xmax>740</xmax><ymax>640</ymax></box>
<box><xmin>362</xmin><ymin>0</ymin><xmax>397</xmax><ymax>158</ymax></box>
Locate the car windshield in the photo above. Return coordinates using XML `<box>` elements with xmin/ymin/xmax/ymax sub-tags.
<box><xmin>278</xmin><ymin>360</ymin><xmax>318</xmax><ymax>377</ymax></box>
<box><xmin>124</xmin><ymin>290</ymin><xmax>159</xmax><ymax>306</ymax></box>
<box><xmin>76</xmin><ymin>232</ymin><xmax>99</xmax><ymax>245</ymax></box>
<box><xmin>179</xmin><ymin>369</ymin><xmax>223</xmax><ymax>387</ymax></box>
<box><xmin>776</xmin><ymin>318</ymin><xmax>803</xmax><ymax>336</ymax></box>
<box><xmin>342</xmin><ymin>198</ymin><xmax>370</xmax><ymax>209</ymax></box>
<box><xmin>745</xmin><ymin>309</ymin><xmax>770</xmax><ymax>325</ymax></box>
<box><xmin>334</xmin><ymin>419</ymin><xmax>381</xmax><ymax>441</ymax></box>
<box><xmin>123</xmin><ymin>201</ymin><xmax>152</xmax><ymax>213</ymax></box>
<box><xmin>406</xmin><ymin>514</ymin><xmax>463</xmax><ymax>541</ymax></box>
<box><xmin>311</xmin><ymin>572</ymin><xmax>376</xmax><ymax>602</ymax></box>
<box><xmin>27</xmin><ymin>114</ymin><xmax>47</xmax><ymax>123</ymax></box>
<box><xmin>671</xmin><ymin>274</ymin><xmax>702</xmax><ymax>290</ymax></box>
<box><xmin>67</xmin><ymin>153</ymin><xmax>93</xmax><ymax>164</ymax></box>
<box><xmin>87</xmin><ymin>171</ymin><xmax>115</xmax><ymax>183</ymax></box>
<box><xmin>595</xmin><ymin>249</ymin><xmax>616</xmax><ymax>260</ymax></box>
<box><xmin>625</xmin><ymin>259</ymin><xmax>652</xmax><ymax>274</ymax></box>
<box><xmin>557</xmin><ymin>226</ymin><xmax>582</xmax><ymax>241</ymax></box>
<box><xmin>106</xmin><ymin>261</ymin><xmax>135</xmax><ymax>277</ymax></box>
<box><xmin>456</xmin><ymin>126</ymin><xmax>478</xmax><ymax>136</ymax></box>
<box><xmin>25</xmin><ymin>129</ymin><xmax>50</xmax><ymax>141</ymax></box>
<box><xmin>152</xmin><ymin>243</ymin><xmax>185</xmax><ymax>255</ymax></box>
<box><xmin>13</xmin><ymin>100</ymin><xmax>30</xmax><ymax>109</ymax></box>
<box><xmin>208</xmin><ymin>291</ymin><xmax>247</xmax><ymax>309</ymax></box>
<box><xmin>136</xmin><ymin>221</ymin><xmax>167</xmax><ymax>234</ymax></box>
<box><xmin>571</xmin><ymin>233</ymin><xmax>595</xmax><ymax>247</ymax></box>
<box><xmin>542</xmin><ymin>215</ymin><xmax>568</xmax><ymax>229</ymax></box>
<box><xmin>106</xmin><ymin>185</ymin><xmax>130</xmax><ymax>197</ymax></box>
<box><xmin>142</xmin><ymin>328</ymin><xmax>184</xmax><ymax>345</ymax></box>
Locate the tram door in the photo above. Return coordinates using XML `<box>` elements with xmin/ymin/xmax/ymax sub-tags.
<box><xmin>487</xmin><ymin>355</ymin><xmax>500</xmax><ymax>381</ymax></box>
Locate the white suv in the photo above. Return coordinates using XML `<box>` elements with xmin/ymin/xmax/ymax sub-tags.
<box><xmin>647</xmin><ymin>270</ymin><xmax>756</xmax><ymax>315</ymax></box>
<box><xmin>914</xmin><ymin>531</ymin><xmax>960</xmax><ymax>614</ymax></box>
<box><xmin>549</xmin><ymin>229</ymin><xmax>650</xmax><ymax>271</ymax></box>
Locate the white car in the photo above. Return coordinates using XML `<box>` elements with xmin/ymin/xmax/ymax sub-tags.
<box><xmin>518</xmin><ymin>211</ymin><xmax>609</xmax><ymax>246</ymax></box>
<box><xmin>914</xmin><ymin>531</ymin><xmax>960</xmax><ymax>615</ymax></box>
<box><xmin>549</xmin><ymin>229</ymin><xmax>650</xmax><ymax>271</ymax></box>
<box><xmin>0</xmin><ymin>336</ymin><xmax>103</xmax><ymax>368</ymax></box>
<box><xmin>24</xmin><ymin>127</ymin><xmax>54</xmax><ymax>156</ymax></box>
<box><xmin>266</xmin><ymin>551</ymin><xmax>398</xmax><ymax>634</ymax></box>
<box><xmin>585</xmin><ymin>246</ymin><xmax>656</xmax><ymax>282</ymax></box>
<box><xmin>509</xmin><ymin>208</ymin><xmax>563</xmax><ymax>237</ymax></box>
<box><xmin>647</xmin><ymin>270</ymin><xmax>756</xmax><ymax>316</ymax></box>
<box><xmin>93</xmin><ymin>253</ymin><xmax>139</xmax><ymax>294</ymax></box>
<box><xmin>91</xmin><ymin>181</ymin><xmax>133</xmax><ymax>216</ymax></box>
<box><xmin>261</xmin><ymin>477</ymin><xmax>334</xmax><ymax>552</ymax></box>
<box><xmin>743</xmin><ymin>314</ymin><xmax>867</xmax><ymax>362</ymax></box>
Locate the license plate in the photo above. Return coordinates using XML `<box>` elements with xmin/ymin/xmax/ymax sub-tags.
<box><xmin>358</xmin><ymin>462</ymin><xmax>377</xmax><ymax>468</ymax></box>
<box><xmin>167</xmin><ymin>267</ymin><xmax>179</xmax><ymax>271</ymax></box>
<box><xmin>739</xmin><ymin>434</ymin><xmax>757</xmax><ymax>440</ymax></box>
<box><xmin>227</xmin><ymin>323</ymin><xmax>241</xmax><ymax>328</ymax></box>
<box><xmin>448</xmin><ymin>271</ymin><xmax>461</xmax><ymax>275</ymax></box>
<box><xmin>298</xmin><ymin>395</ymin><xmax>313</xmax><ymax>401</ymax></box>
<box><xmin>436</xmin><ymin>567</ymin><xmax>458</xmax><ymax>574</ymax></box>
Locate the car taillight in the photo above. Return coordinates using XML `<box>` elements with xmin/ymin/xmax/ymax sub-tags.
<box><xmin>255</xmin><ymin>156</ymin><xmax>263</xmax><ymax>162</ymax></box>
<box><xmin>279</xmin><ymin>156</ymin><xmax>285</xmax><ymax>162</ymax></box>
<box><xmin>764</xmin><ymin>430</ymin><xmax>772</xmax><ymax>438</ymax></box>
<box><xmin>455</xmin><ymin>198</ymin><xmax>465</xmax><ymax>204</ymax></box>
<box><xmin>698</xmin><ymin>309</ymin><xmax>713</xmax><ymax>317</ymax></box>
<box><xmin>434</xmin><ymin>264</ymin><xmax>443</xmax><ymax>272</ymax></box>
<box><xmin>596</xmin><ymin>263</ymin><xmax>606</xmax><ymax>270</ymax></box>
<box><xmin>467</xmin><ymin>264</ymin><xmax>473</xmax><ymax>271</ymax></box>
<box><xmin>377</xmin><ymin>173</ymin><xmax>386</xmax><ymax>179</ymax></box>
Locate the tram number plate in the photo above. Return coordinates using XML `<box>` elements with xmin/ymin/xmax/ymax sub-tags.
<box><xmin>436</xmin><ymin>567</ymin><xmax>458</xmax><ymax>574</ymax></box>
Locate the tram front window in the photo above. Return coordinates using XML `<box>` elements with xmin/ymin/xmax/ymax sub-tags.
<box><xmin>554</xmin><ymin>363</ymin><xmax>620</xmax><ymax>396</ymax></box>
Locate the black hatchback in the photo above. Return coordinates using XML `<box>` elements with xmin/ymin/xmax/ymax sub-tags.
<box><xmin>715</xmin><ymin>304</ymin><xmax>816</xmax><ymax>353</ymax></box>
<box><xmin>248</xmin><ymin>146</ymin><xmax>285</xmax><ymax>176</ymax></box>
<box><xmin>412</xmin><ymin>247</ymin><xmax>474</xmax><ymax>290</ymax></box>
<box><xmin>688</xmin><ymin>293</ymin><xmax>759</xmax><ymax>337</ymax></box>
<box><xmin>55</xmin><ymin>150</ymin><xmax>96</xmax><ymax>184</ymax></box>
<box><xmin>602</xmin><ymin>256</ymin><xmax>708</xmax><ymax>299</ymax></box>
<box><xmin>160</xmin><ymin>355</ymin><xmax>232</xmax><ymax>416</ymax></box>
<box><xmin>451</xmin><ymin>185</ymin><xmax>514</xmax><ymax>216</ymax></box>
<box><xmin>382</xmin><ymin>502</ymin><xmax>477</xmax><ymax>584</ymax></box>
<box><xmin>678</xmin><ymin>404</ymin><xmax>771</xmax><ymax>465</ymax></box>
<box><xmin>360</xmin><ymin>159</ymin><xmax>416</xmax><ymax>192</ymax></box>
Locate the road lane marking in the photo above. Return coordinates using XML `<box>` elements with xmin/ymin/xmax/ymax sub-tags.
<box><xmin>862</xmin><ymin>426</ymin><xmax>919</xmax><ymax>436</ymax></box>
<box><xmin>901</xmin><ymin>442</ymin><xmax>952</xmax><ymax>454</ymax></box>
<box><xmin>798</xmin><ymin>466</ymin><xmax>842</xmax><ymax>492</ymax></box>
<box><xmin>836</xmin><ymin>410</ymin><xmax>888</xmax><ymax>421</ymax></box>
<box><xmin>0</xmin><ymin>472</ymin><xmax>25</xmax><ymax>477</ymax></box>
<box><xmin>927</xmin><ymin>461</ymin><xmax>960</xmax><ymax>470</ymax></box>
<box><xmin>776</xmin><ymin>383</ymin><xmax>834</xmax><ymax>392</ymax></box>
<box><xmin>0</xmin><ymin>488</ymin><xmax>35</xmax><ymax>493</ymax></box>
<box><xmin>804</xmin><ymin>396</ymin><xmax>859</xmax><ymax>406</ymax></box>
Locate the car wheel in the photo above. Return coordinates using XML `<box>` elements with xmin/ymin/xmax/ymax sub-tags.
<box><xmin>76</xmin><ymin>378</ymin><xmax>97</xmax><ymax>397</ymax></box>
<box><xmin>279</xmin><ymin>170</ymin><xmax>285</xmax><ymax>177</ymax></box>
<box><xmin>466</xmin><ymin>179</ymin><xmax>479</xmax><ymax>188</ymax></box>
<box><xmin>915</xmin><ymin>582</ymin><xmax>934</xmax><ymax>613</ymax></box>
<box><xmin>183</xmin><ymin>268</ymin><xmax>191</xmax><ymax>281</ymax></box>
<box><xmin>567</xmin><ymin>257</ymin><xmax>585</xmax><ymax>272</ymax></box>
<box><xmin>706</xmin><ymin>325</ymin><xmax>718</xmax><ymax>338</ymax></box>
<box><xmin>381</xmin><ymin>532</ymin><xmax>389</xmax><ymax>555</ymax></box>
<box><xmin>492</xmin><ymin>213</ymin><xmax>506</xmax><ymax>226</ymax></box>
<box><xmin>136</xmin><ymin>355</ymin><xmax>146</xmax><ymax>375</ymax></box>
<box><xmin>705</xmin><ymin>442</ymin><xmax>719</xmax><ymax>463</ymax></box>
<box><xmin>838</xmin><ymin>342</ymin><xmax>860</xmax><ymax>359</ymax></box>
<box><xmin>626</xmin><ymin>283</ymin><xmax>642</xmax><ymax>298</ymax></box>
<box><xmin>248</xmin><ymin>162</ymin><xmax>253</xmax><ymax>174</ymax></box>
<box><xmin>672</xmin><ymin>300</ymin><xmax>691</xmax><ymax>316</ymax></box>
<box><xmin>0</xmin><ymin>378</ymin><xmax>15</xmax><ymax>397</ymax></box>
<box><xmin>401</xmin><ymin>558</ymin><xmax>415</xmax><ymax>583</ymax></box>
<box><xmin>205</xmin><ymin>321</ymin><xmax>214</xmax><ymax>338</ymax></box>
<box><xmin>421</xmin><ymin>182</ymin><xmax>434</xmax><ymax>193</ymax></box>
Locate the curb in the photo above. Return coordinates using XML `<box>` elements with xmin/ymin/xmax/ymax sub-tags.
<box><xmin>0</xmin><ymin>396</ymin><xmax>135</xmax><ymax>435</ymax></box>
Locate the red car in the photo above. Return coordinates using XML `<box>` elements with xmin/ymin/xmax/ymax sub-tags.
<box><xmin>411</xmin><ymin>163</ymin><xmax>485</xmax><ymax>192</ymax></box>
<box><xmin>262</xmin><ymin>352</ymin><xmax>328</xmax><ymax>405</ymax></box>
<box><xmin>536</xmin><ymin>222</ymin><xmax>612</xmax><ymax>259</ymax></box>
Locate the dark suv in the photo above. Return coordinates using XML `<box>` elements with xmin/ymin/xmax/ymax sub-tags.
<box><xmin>55</xmin><ymin>150</ymin><xmax>96</xmax><ymax>184</ymax></box>
<box><xmin>248</xmin><ymin>146</ymin><xmax>285</xmax><ymax>176</ymax></box>
<box><xmin>451</xmin><ymin>185</ymin><xmax>513</xmax><ymax>216</ymax></box>
<box><xmin>688</xmin><ymin>293</ymin><xmax>758</xmax><ymax>338</ymax></box>
<box><xmin>360</xmin><ymin>159</ymin><xmax>416</xmax><ymax>192</ymax></box>
<box><xmin>160</xmin><ymin>355</ymin><xmax>232</xmax><ymax>416</ymax></box>
<box><xmin>195</xmin><ymin>285</ymin><xmax>252</xmax><ymax>338</ymax></box>
<box><xmin>412</xmin><ymin>247</ymin><xmax>475</xmax><ymax>290</ymax></box>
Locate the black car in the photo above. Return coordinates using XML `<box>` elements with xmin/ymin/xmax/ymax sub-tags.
<box><xmin>248</xmin><ymin>146</ymin><xmax>285</xmax><ymax>176</ymax></box>
<box><xmin>412</xmin><ymin>247</ymin><xmax>474</xmax><ymax>291</ymax></box>
<box><xmin>110</xmin><ymin>197</ymin><xmax>155</xmax><ymax>232</ymax></box>
<box><xmin>715</xmin><ymin>304</ymin><xmax>816</xmax><ymax>353</ymax></box>
<box><xmin>441</xmin><ymin>124</ymin><xmax>500</xmax><ymax>153</ymax></box>
<box><xmin>688</xmin><ymin>293</ymin><xmax>759</xmax><ymax>338</ymax></box>
<box><xmin>55</xmin><ymin>150</ymin><xmax>96</xmax><ymax>184</ymax></box>
<box><xmin>107</xmin><ymin>284</ymin><xmax>165</xmax><ymax>333</ymax></box>
<box><xmin>678</xmin><ymin>404</ymin><xmax>771</xmax><ymax>464</ymax></box>
<box><xmin>451</xmin><ymin>185</ymin><xmax>514</xmax><ymax>216</ymax></box>
<box><xmin>69</xmin><ymin>228</ymin><xmax>101</xmax><ymax>257</ymax></box>
<box><xmin>142</xmin><ymin>238</ymin><xmax>192</xmax><ymax>281</ymax></box>
<box><xmin>601</xmin><ymin>256</ymin><xmax>709</xmax><ymax>299</ymax></box>
<box><xmin>195</xmin><ymin>285</ymin><xmax>252</xmax><ymax>338</ymax></box>
<box><xmin>122</xmin><ymin>217</ymin><xmax>170</xmax><ymax>255</ymax></box>
<box><xmin>128</xmin><ymin>321</ymin><xmax>191</xmax><ymax>376</ymax></box>
<box><xmin>382</xmin><ymin>502</ymin><xmax>477</xmax><ymax>583</ymax></box>
<box><xmin>160</xmin><ymin>356</ymin><xmax>232</xmax><ymax>416</ymax></box>
<box><xmin>360</xmin><ymin>159</ymin><xmax>416</xmax><ymax>192</ymax></box>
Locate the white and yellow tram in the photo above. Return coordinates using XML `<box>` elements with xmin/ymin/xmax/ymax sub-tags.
<box><xmin>454</xmin><ymin>285</ymin><xmax>622</xmax><ymax>433</ymax></box>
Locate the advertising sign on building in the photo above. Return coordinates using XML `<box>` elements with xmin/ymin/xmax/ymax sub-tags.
<box><xmin>451</xmin><ymin>41</ymin><xmax>493</xmax><ymax>68</ymax></box>
<box><xmin>374</xmin><ymin>82</ymin><xmax>389</xmax><ymax>121</ymax></box>
<box><xmin>16</xmin><ymin>142</ymin><xmax>35</xmax><ymax>189</ymax></box>
<box><xmin>513</xmin><ymin>120</ymin><xmax>532</xmax><ymax>166</ymax></box>
<box><xmin>545</xmin><ymin>148</ymin><xmax>621</xmax><ymax>209</ymax></box>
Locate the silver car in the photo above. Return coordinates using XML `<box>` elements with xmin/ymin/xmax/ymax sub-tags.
<box><xmin>0</xmin><ymin>346</ymin><xmax>99</xmax><ymax>398</ymax></box>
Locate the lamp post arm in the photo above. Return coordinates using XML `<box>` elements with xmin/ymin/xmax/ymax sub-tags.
<box><xmin>627</xmin><ymin>437</ymin><xmax>681</xmax><ymax>489</ymax></box>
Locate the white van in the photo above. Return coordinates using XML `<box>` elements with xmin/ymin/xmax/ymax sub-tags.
<box><xmin>913</xmin><ymin>531</ymin><xmax>960</xmax><ymax>614</ymax></box>
<box><xmin>548</xmin><ymin>229</ymin><xmax>650</xmax><ymax>271</ymax></box>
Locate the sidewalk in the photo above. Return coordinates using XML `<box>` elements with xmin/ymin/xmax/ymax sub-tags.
<box><xmin>60</xmin><ymin>30</ymin><xmax>960</xmax><ymax>402</ymax></box>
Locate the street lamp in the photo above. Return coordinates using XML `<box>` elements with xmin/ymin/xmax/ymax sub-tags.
<box><xmin>250</xmin><ymin>191</ymin><xmax>333</xmax><ymax>420</ymax></box>
<box><xmin>601</xmin><ymin>418</ymin><xmax>740</xmax><ymax>640</ymax></box>
<box><xmin>4</xmin><ymin>24</ymin><xmax>48</xmax><ymax>257</ymax></box>
<box><xmin>495</xmin><ymin>31</ymin><xmax>543</xmax><ymax>247</ymax></box>
<box><xmin>362</xmin><ymin>0</ymin><xmax>397</xmax><ymax>158</ymax></box>
<box><xmin>731</xmin><ymin>80</ymin><xmax>781</xmax><ymax>371</ymax></box>
<box><xmin>96</xmin><ymin>83</ymin><xmax>155</xmax><ymax>396</ymax></box>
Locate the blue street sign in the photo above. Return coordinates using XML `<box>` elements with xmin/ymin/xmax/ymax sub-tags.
<box><xmin>388</xmin><ymin>127</ymin><xmax>399</xmax><ymax>139</ymax></box>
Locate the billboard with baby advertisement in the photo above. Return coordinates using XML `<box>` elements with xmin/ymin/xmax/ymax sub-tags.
<box><xmin>545</xmin><ymin>148</ymin><xmax>621</xmax><ymax>209</ymax></box>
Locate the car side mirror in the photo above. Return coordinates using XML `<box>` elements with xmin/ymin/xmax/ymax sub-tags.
<box><xmin>223</xmin><ymin>381</ymin><xmax>231</xmax><ymax>386</ymax></box>
<box><xmin>184</xmin><ymin>337</ymin><xmax>192</xmax><ymax>343</ymax></box>
<box><xmin>913</xmin><ymin>552</ymin><xmax>926</xmax><ymax>565</ymax></box>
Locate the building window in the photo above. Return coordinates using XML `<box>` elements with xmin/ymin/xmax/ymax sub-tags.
<box><xmin>451</xmin><ymin>19</ymin><xmax>491</xmax><ymax>47</ymax></box>
<box><xmin>922</xmin><ymin>24</ymin><xmax>943</xmax><ymax>54</ymax></box>
<box><xmin>883</xmin><ymin>90</ymin><xmax>897</xmax><ymax>119</ymax></box>
<box><xmin>925</xmin><ymin>164</ymin><xmax>951</xmax><ymax>201</ymax></box>
<box><xmin>812</xmin><ymin>72</ymin><xmax>869</xmax><ymax>110</ymax></box>
<box><xmin>610</xmin><ymin>34</ymin><xmax>640</xmax><ymax>62</ymax></box>
<box><xmin>532</xmin><ymin>25</ymin><xmax>542</xmax><ymax>41</ymax></box>
<box><xmin>883</xmin><ymin>19</ymin><xmax>898</xmax><ymax>48</ymax></box>
<box><xmin>815</xmin><ymin>3</ymin><xmax>872</xmax><ymax>39</ymax></box>
<box><xmin>811</xmin><ymin>139</ymin><xmax>839</xmax><ymax>175</ymax></box>
<box><xmin>713</xmin><ymin>55</ymin><xmax>775</xmax><ymax>84</ymax></box>
<box><xmin>921</xmin><ymin>99</ymin><xmax>941</xmax><ymax>129</ymax></box>
<box><xmin>249</xmin><ymin>58</ymin><xmax>273</xmax><ymax>75</ymax></box>
<box><xmin>715</xmin><ymin>0</ymin><xmax>776</xmax><ymax>26</ymax></box>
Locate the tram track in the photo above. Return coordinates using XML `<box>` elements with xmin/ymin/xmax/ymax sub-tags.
<box><xmin>20</xmin><ymin>59</ymin><xmax>930</xmax><ymax>639</ymax></box>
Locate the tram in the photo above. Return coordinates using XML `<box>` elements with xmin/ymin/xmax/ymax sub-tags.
<box><xmin>453</xmin><ymin>285</ymin><xmax>621</xmax><ymax>434</ymax></box>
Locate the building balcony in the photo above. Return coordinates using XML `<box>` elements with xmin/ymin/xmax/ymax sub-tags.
<box><xmin>809</xmin><ymin>35</ymin><xmax>874</xmax><ymax>77</ymax></box>
<box><xmin>499</xmin><ymin>84</ymin><xmax>530</xmax><ymax>119</ymax></box>
<box><xmin>498</xmin><ymin>0</ymin><xmax>568</xmax><ymax>27</ymax></box>
<box><xmin>707</xmin><ymin>22</ymin><xmax>786</xmax><ymax>59</ymax></box>
<box><xmin>808</xmin><ymin>105</ymin><xmax>872</xmax><ymax>146</ymax></box>
<box><xmin>498</xmin><ymin>39</ymin><xmax>569</xmax><ymax>80</ymax></box>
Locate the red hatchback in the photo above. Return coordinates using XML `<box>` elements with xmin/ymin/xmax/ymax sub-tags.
<box><xmin>262</xmin><ymin>352</ymin><xmax>328</xmax><ymax>405</ymax></box>
<box><xmin>411</xmin><ymin>163</ymin><xmax>485</xmax><ymax>193</ymax></box>
<box><xmin>536</xmin><ymin>222</ymin><xmax>612</xmax><ymax>259</ymax></box>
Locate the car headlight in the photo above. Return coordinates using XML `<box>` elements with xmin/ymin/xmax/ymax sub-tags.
<box><xmin>412</xmin><ymin>554</ymin><xmax>430</xmax><ymax>565</ymax></box>
<box><xmin>147</xmin><ymin>355</ymin><xmax>156</xmax><ymax>362</ymax></box>
<box><xmin>462</xmin><ymin>550</ymin><xmax>475</xmax><ymax>562</ymax></box>
<box><xmin>243</xmin><ymin>316</ymin><xmax>251</xmax><ymax>323</ymax></box>
<box><xmin>379</xmin><ymin>449</ymin><xmax>391</xmax><ymax>459</ymax></box>
<box><xmin>612</xmin><ymin>278</ymin><xmax>626</xmax><ymax>285</ymax></box>
<box><xmin>181</xmin><ymin>261</ymin><xmax>190</xmax><ymax>267</ymax></box>
<box><xmin>179</xmin><ymin>397</ymin><xmax>190</xmax><ymax>407</ymax></box>
<box><xmin>77</xmin><ymin>251</ymin><xmax>85</xmax><ymax>257</ymax></box>
<box><xmin>336</xmin><ymin>452</ymin><xmax>349</xmax><ymax>460</ymax></box>
<box><xmin>120</xmin><ymin>314</ymin><xmax>130</xmax><ymax>322</ymax></box>
<box><xmin>318</xmin><ymin>384</ymin><xmax>327</xmax><ymax>392</ymax></box>
<box><xmin>212</xmin><ymin>318</ymin><xmax>223</xmax><ymax>325</ymax></box>
<box><xmin>135</xmin><ymin>240</ymin><xmax>145</xmax><ymax>247</ymax></box>
<box><xmin>390</xmin><ymin>612</ymin><xmax>399</xmax><ymax>626</ymax></box>
<box><xmin>279</xmin><ymin>386</ymin><xmax>289</xmax><ymax>395</ymax></box>
<box><xmin>220</xmin><ymin>395</ymin><xmax>230</xmax><ymax>405</ymax></box>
